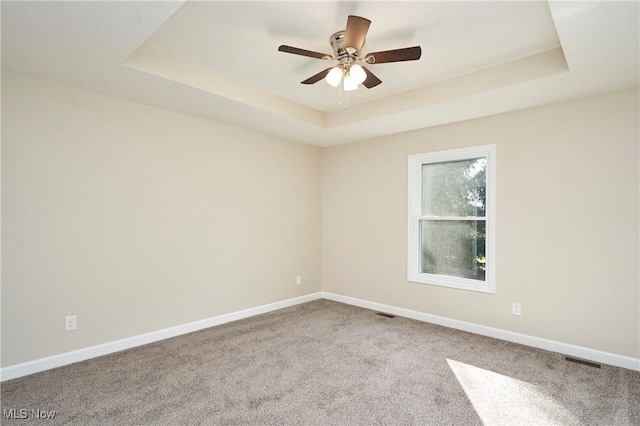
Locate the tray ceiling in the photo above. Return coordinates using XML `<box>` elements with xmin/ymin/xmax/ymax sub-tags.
<box><xmin>2</xmin><ymin>1</ymin><xmax>638</xmax><ymax>147</ymax></box>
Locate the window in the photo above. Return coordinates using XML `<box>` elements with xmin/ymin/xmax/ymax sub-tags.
<box><xmin>408</xmin><ymin>145</ymin><xmax>495</xmax><ymax>293</ymax></box>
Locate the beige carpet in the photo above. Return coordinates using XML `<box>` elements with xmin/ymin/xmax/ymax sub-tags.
<box><xmin>2</xmin><ymin>299</ymin><xmax>639</xmax><ymax>425</ymax></box>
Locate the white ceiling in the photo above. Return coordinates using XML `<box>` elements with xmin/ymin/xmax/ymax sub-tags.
<box><xmin>2</xmin><ymin>1</ymin><xmax>638</xmax><ymax>147</ymax></box>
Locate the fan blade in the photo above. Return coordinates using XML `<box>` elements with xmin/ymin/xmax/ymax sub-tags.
<box><xmin>301</xmin><ymin>68</ymin><xmax>333</xmax><ymax>84</ymax></box>
<box><xmin>343</xmin><ymin>15</ymin><xmax>371</xmax><ymax>53</ymax></box>
<box><xmin>278</xmin><ymin>45</ymin><xmax>331</xmax><ymax>60</ymax></box>
<box><xmin>365</xmin><ymin>46</ymin><xmax>422</xmax><ymax>64</ymax></box>
<box><xmin>362</xmin><ymin>67</ymin><xmax>382</xmax><ymax>88</ymax></box>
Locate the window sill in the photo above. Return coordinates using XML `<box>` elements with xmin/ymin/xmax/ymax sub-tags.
<box><xmin>407</xmin><ymin>273</ymin><xmax>495</xmax><ymax>294</ymax></box>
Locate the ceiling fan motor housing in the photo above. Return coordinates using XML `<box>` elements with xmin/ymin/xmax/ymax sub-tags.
<box><xmin>330</xmin><ymin>30</ymin><xmax>361</xmax><ymax>64</ymax></box>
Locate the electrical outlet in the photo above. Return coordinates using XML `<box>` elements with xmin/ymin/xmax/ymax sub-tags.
<box><xmin>512</xmin><ymin>303</ymin><xmax>521</xmax><ymax>316</ymax></box>
<box><xmin>296</xmin><ymin>275</ymin><xmax>302</xmax><ymax>285</ymax></box>
<box><xmin>65</xmin><ymin>315</ymin><xmax>77</xmax><ymax>331</ymax></box>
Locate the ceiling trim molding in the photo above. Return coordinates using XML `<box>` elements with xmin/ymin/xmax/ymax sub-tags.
<box><xmin>124</xmin><ymin>45</ymin><xmax>327</xmax><ymax>128</ymax></box>
<box><xmin>326</xmin><ymin>47</ymin><xmax>569</xmax><ymax>128</ymax></box>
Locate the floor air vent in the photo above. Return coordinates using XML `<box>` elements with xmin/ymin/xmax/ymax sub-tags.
<box><xmin>565</xmin><ymin>356</ymin><xmax>601</xmax><ymax>368</ymax></box>
<box><xmin>376</xmin><ymin>312</ymin><xmax>396</xmax><ymax>318</ymax></box>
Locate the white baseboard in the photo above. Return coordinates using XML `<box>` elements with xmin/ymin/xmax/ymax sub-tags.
<box><xmin>0</xmin><ymin>292</ymin><xmax>323</xmax><ymax>382</ymax></box>
<box><xmin>3</xmin><ymin>290</ymin><xmax>638</xmax><ymax>382</ymax></box>
<box><xmin>321</xmin><ymin>292</ymin><xmax>640</xmax><ymax>372</ymax></box>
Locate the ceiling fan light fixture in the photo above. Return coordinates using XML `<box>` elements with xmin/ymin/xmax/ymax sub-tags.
<box><xmin>325</xmin><ymin>66</ymin><xmax>343</xmax><ymax>87</ymax></box>
<box><xmin>349</xmin><ymin>64</ymin><xmax>367</xmax><ymax>84</ymax></box>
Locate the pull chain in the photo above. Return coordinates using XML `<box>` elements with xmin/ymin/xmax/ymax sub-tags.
<box><xmin>338</xmin><ymin>79</ymin><xmax>349</xmax><ymax>109</ymax></box>
<box><xmin>345</xmin><ymin>87</ymin><xmax>349</xmax><ymax>110</ymax></box>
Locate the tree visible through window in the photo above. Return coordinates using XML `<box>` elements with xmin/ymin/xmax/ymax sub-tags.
<box><xmin>408</xmin><ymin>145</ymin><xmax>495</xmax><ymax>293</ymax></box>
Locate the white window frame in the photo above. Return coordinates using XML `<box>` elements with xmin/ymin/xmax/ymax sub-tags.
<box><xmin>407</xmin><ymin>144</ymin><xmax>496</xmax><ymax>293</ymax></box>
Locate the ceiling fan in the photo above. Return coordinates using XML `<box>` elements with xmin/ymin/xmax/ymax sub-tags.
<box><xmin>278</xmin><ymin>15</ymin><xmax>421</xmax><ymax>91</ymax></box>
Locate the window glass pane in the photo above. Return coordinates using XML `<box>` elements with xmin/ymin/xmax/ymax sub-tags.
<box><xmin>421</xmin><ymin>158</ymin><xmax>486</xmax><ymax>217</ymax></box>
<box><xmin>420</xmin><ymin>220</ymin><xmax>486</xmax><ymax>281</ymax></box>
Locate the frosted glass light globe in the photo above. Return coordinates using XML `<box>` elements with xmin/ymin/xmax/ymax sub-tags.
<box><xmin>325</xmin><ymin>67</ymin><xmax>343</xmax><ymax>87</ymax></box>
<box><xmin>343</xmin><ymin>74</ymin><xmax>358</xmax><ymax>91</ymax></box>
<box><xmin>349</xmin><ymin>64</ymin><xmax>367</xmax><ymax>84</ymax></box>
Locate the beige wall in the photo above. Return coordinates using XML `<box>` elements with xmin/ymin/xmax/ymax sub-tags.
<box><xmin>323</xmin><ymin>89</ymin><xmax>639</xmax><ymax>358</ymax></box>
<box><xmin>1</xmin><ymin>71</ymin><xmax>323</xmax><ymax>367</ymax></box>
<box><xmin>2</xmin><ymin>70</ymin><xmax>638</xmax><ymax>368</ymax></box>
